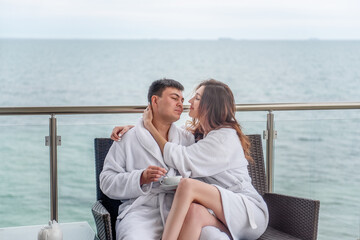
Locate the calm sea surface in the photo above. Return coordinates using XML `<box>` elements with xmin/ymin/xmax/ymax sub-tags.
<box><xmin>0</xmin><ymin>40</ymin><xmax>359</xmax><ymax>239</ymax></box>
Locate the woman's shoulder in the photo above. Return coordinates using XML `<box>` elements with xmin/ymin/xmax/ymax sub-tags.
<box><xmin>207</xmin><ymin>127</ymin><xmax>237</xmax><ymax>136</ymax></box>
<box><xmin>204</xmin><ymin>127</ymin><xmax>238</xmax><ymax>144</ymax></box>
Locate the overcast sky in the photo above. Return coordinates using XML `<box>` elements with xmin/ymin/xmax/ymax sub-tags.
<box><xmin>1</xmin><ymin>0</ymin><xmax>360</xmax><ymax>39</ymax></box>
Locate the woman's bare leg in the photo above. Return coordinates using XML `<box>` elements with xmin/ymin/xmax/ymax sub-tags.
<box><xmin>162</xmin><ymin>178</ymin><xmax>228</xmax><ymax>240</ymax></box>
<box><xmin>178</xmin><ymin>203</ymin><xmax>230</xmax><ymax>240</ymax></box>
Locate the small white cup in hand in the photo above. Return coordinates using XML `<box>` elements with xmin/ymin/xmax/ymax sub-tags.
<box><xmin>160</xmin><ymin>176</ymin><xmax>182</xmax><ymax>185</ymax></box>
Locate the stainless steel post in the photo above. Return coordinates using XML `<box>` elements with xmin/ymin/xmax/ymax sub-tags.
<box><xmin>266</xmin><ymin>111</ymin><xmax>275</xmax><ymax>193</ymax></box>
<box><xmin>49</xmin><ymin>114</ymin><xmax>58</xmax><ymax>221</ymax></box>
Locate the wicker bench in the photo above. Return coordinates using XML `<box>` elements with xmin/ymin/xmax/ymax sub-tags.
<box><xmin>92</xmin><ymin>134</ymin><xmax>320</xmax><ymax>240</ymax></box>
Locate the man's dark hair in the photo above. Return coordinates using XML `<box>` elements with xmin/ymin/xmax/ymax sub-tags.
<box><xmin>147</xmin><ymin>78</ymin><xmax>184</xmax><ymax>103</ymax></box>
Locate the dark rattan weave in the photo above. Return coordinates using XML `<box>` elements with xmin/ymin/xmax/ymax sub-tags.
<box><xmin>92</xmin><ymin>200</ymin><xmax>112</xmax><ymax>240</ymax></box>
<box><xmin>92</xmin><ymin>135</ymin><xmax>320</xmax><ymax>240</ymax></box>
<box><xmin>92</xmin><ymin>138</ymin><xmax>121</xmax><ymax>240</ymax></box>
<box><xmin>258</xmin><ymin>226</ymin><xmax>301</xmax><ymax>240</ymax></box>
<box><xmin>247</xmin><ymin>135</ymin><xmax>320</xmax><ymax>240</ymax></box>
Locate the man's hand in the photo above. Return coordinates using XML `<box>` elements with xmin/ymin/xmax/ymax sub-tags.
<box><xmin>140</xmin><ymin>166</ymin><xmax>167</xmax><ymax>185</ymax></box>
<box><xmin>110</xmin><ymin>125</ymin><xmax>134</xmax><ymax>141</ymax></box>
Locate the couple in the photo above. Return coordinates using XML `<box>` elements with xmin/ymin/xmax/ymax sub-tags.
<box><xmin>100</xmin><ymin>79</ymin><xmax>269</xmax><ymax>240</ymax></box>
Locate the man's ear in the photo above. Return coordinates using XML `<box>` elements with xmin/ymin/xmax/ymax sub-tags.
<box><xmin>151</xmin><ymin>95</ymin><xmax>158</xmax><ymax>106</ymax></box>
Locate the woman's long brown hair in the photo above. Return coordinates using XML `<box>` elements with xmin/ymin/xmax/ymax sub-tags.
<box><xmin>187</xmin><ymin>79</ymin><xmax>253</xmax><ymax>163</ymax></box>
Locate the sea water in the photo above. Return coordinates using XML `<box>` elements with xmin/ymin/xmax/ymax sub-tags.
<box><xmin>0</xmin><ymin>39</ymin><xmax>359</xmax><ymax>239</ymax></box>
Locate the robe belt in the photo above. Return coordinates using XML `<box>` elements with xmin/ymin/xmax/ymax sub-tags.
<box><xmin>224</xmin><ymin>183</ymin><xmax>258</xmax><ymax>230</ymax></box>
<box><xmin>118</xmin><ymin>187</ymin><xmax>173</xmax><ymax>219</ymax></box>
<box><xmin>240</xmin><ymin>195</ymin><xmax>258</xmax><ymax>229</ymax></box>
<box><xmin>226</xmin><ymin>182</ymin><xmax>252</xmax><ymax>192</ymax></box>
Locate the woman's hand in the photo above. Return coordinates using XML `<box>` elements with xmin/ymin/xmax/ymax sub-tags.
<box><xmin>143</xmin><ymin>104</ymin><xmax>154</xmax><ymax>130</ymax></box>
<box><xmin>142</xmin><ymin>104</ymin><xmax>167</xmax><ymax>154</ymax></box>
<box><xmin>140</xmin><ymin>165</ymin><xmax>167</xmax><ymax>185</ymax></box>
<box><xmin>110</xmin><ymin>125</ymin><xmax>134</xmax><ymax>141</ymax></box>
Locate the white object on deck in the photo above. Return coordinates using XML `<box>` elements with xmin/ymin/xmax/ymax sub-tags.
<box><xmin>0</xmin><ymin>221</ymin><xmax>97</xmax><ymax>240</ymax></box>
<box><xmin>38</xmin><ymin>220</ymin><xmax>62</xmax><ymax>240</ymax></box>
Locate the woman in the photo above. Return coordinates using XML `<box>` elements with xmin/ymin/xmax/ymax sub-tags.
<box><xmin>113</xmin><ymin>79</ymin><xmax>269</xmax><ymax>240</ymax></box>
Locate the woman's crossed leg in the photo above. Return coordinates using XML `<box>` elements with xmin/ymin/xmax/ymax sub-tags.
<box><xmin>163</xmin><ymin>178</ymin><xmax>231</xmax><ymax>240</ymax></box>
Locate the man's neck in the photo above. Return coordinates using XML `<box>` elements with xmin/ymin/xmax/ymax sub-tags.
<box><xmin>152</xmin><ymin>116</ymin><xmax>171</xmax><ymax>141</ymax></box>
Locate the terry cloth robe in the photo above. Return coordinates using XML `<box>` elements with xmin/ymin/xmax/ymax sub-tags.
<box><xmin>164</xmin><ymin>127</ymin><xmax>269</xmax><ymax>240</ymax></box>
<box><xmin>100</xmin><ymin>118</ymin><xmax>194</xmax><ymax>240</ymax></box>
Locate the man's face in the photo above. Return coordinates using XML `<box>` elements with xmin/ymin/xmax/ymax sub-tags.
<box><xmin>152</xmin><ymin>87</ymin><xmax>184</xmax><ymax>123</ymax></box>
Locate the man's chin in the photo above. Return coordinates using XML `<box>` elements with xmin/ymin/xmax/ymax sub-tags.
<box><xmin>172</xmin><ymin>115</ymin><xmax>181</xmax><ymax>122</ymax></box>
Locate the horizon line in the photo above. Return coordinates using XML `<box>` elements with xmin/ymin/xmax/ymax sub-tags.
<box><xmin>1</xmin><ymin>37</ymin><xmax>360</xmax><ymax>41</ymax></box>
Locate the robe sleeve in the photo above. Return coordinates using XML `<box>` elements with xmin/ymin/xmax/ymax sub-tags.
<box><xmin>100</xmin><ymin>141</ymin><xmax>151</xmax><ymax>200</ymax></box>
<box><xmin>163</xmin><ymin>129</ymin><xmax>232</xmax><ymax>177</ymax></box>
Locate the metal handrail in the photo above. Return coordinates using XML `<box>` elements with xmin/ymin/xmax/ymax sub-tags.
<box><xmin>1</xmin><ymin>102</ymin><xmax>360</xmax><ymax>115</ymax></box>
<box><xmin>1</xmin><ymin>101</ymin><xmax>359</xmax><ymax>221</ymax></box>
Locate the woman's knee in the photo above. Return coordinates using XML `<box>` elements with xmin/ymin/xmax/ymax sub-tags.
<box><xmin>176</xmin><ymin>178</ymin><xmax>195</xmax><ymax>196</ymax></box>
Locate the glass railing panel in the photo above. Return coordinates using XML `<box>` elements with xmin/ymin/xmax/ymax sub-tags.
<box><xmin>237</xmin><ymin>111</ymin><xmax>268</xmax><ymax>135</ymax></box>
<box><xmin>56</xmin><ymin>114</ymin><xmax>142</xmax><ymax>229</ymax></box>
<box><xmin>238</xmin><ymin>111</ymin><xmax>269</xmax><ymax>167</ymax></box>
<box><xmin>0</xmin><ymin>116</ymin><xmax>50</xmax><ymax>227</ymax></box>
<box><xmin>274</xmin><ymin>110</ymin><xmax>360</xmax><ymax>240</ymax></box>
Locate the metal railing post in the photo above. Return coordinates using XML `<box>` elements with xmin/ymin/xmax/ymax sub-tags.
<box><xmin>266</xmin><ymin>111</ymin><xmax>275</xmax><ymax>193</ymax></box>
<box><xmin>49</xmin><ymin>114</ymin><xmax>58</xmax><ymax>221</ymax></box>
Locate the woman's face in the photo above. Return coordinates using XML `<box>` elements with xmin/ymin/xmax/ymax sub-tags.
<box><xmin>188</xmin><ymin>85</ymin><xmax>205</xmax><ymax>118</ymax></box>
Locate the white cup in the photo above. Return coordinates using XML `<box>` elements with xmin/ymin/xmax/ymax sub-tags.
<box><xmin>160</xmin><ymin>176</ymin><xmax>182</xmax><ymax>185</ymax></box>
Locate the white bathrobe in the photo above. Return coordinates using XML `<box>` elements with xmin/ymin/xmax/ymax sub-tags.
<box><xmin>164</xmin><ymin>127</ymin><xmax>269</xmax><ymax>240</ymax></box>
<box><xmin>100</xmin><ymin>119</ymin><xmax>194</xmax><ymax>240</ymax></box>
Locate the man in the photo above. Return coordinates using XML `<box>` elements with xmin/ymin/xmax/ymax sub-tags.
<box><xmin>100</xmin><ymin>79</ymin><xmax>195</xmax><ymax>239</ymax></box>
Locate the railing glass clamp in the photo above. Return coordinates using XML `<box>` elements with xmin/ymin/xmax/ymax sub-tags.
<box><xmin>263</xmin><ymin>130</ymin><xmax>268</xmax><ymax>140</ymax></box>
<box><xmin>45</xmin><ymin>136</ymin><xmax>62</xmax><ymax>146</ymax></box>
<box><xmin>263</xmin><ymin>130</ymin><xmax>277</xmax><ymax>140</ymax></box>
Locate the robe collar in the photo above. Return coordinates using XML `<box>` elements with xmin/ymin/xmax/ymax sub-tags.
<box><xmin>135</xmin><ymin>118</ymin><xmax>181</xmax><ymax>169</ymax></box>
